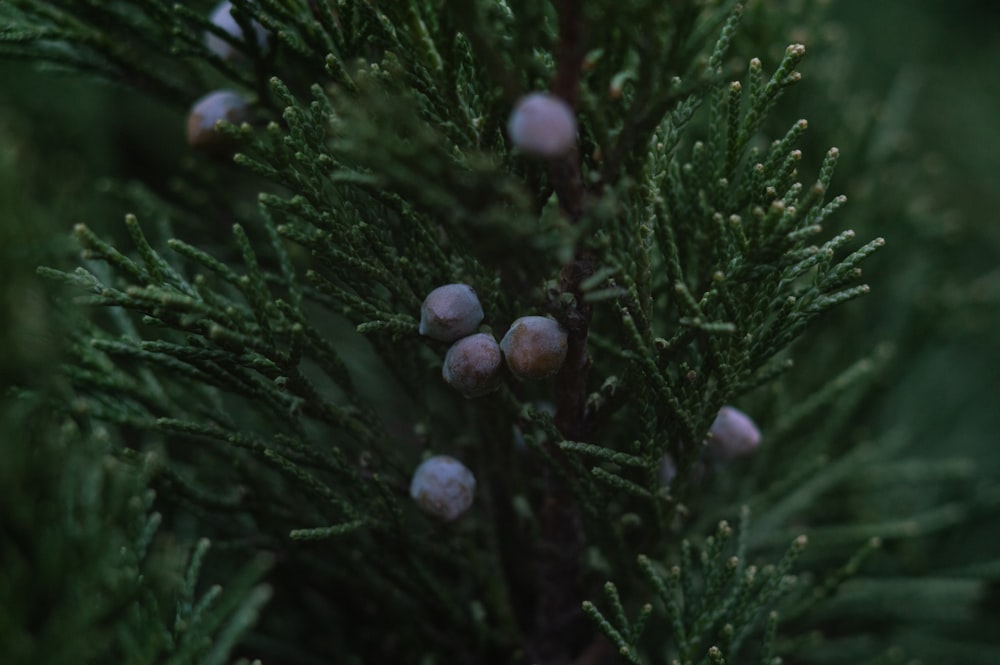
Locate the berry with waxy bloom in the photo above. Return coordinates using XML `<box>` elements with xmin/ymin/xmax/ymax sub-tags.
<box><xmin>409</xmin><ymin>455</ymin><xmax>476</xmax><ymax>521</ymax></box>
<box><xmin>205</xmin><ymin>1</ymin><xmax>270</xmax><ymax>61</ymax></box>
<box><xmin>442</xmin><ymin>333</ymin><xmax>503</xmax><ymax>398</ymax></box>
<box><xmin>419</xmin><ymin>284</ymin><xmax>484</xmax><ymax>342</ymax></box>
<box><xmin>186</xmin><ymin>90</ymin><xmax>250</xmax><ymax>150</ymax></box>
<box><xmin>659</xmin><ymin>454</ymin><xmax>677</xmax><ymax>486</ymax></box>
<box><xmin>707</xmin><ymin>406</ymin><xmax>761</xmax><ymax>460</ymax></box>
<box><xmin>500</xmin><ymin>316</ymin><xmax>568</xmax><ymax>380</ymax></box>
<box><xmin>507</xmin><ymin>92</ymin><xmax>577</xmax><ymax>157</ymax></box>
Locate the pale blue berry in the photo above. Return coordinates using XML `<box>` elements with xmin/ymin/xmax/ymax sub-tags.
<box><xmin>205</xmin><ymin>1</ymin><xmax>270</xmax><ymax>61</ymax></box>
<box><xmin>507</xmin><ymin>93</ymin><xmax>577</xmax><ymax>157</ymax></box>
<box><xmin>500</xmin><ymin>316</ymin><xmax>568</xmax><ymax>380</ymax></box>
<box><xmin>659</xmin><ymin>454</ymin><xmax>677</xmax><ymax>486</ymax></box>
<box><xmin>187</xmin><ymin>90</ymin><xmax>250</xmax><ymax>149</ymax></box>
<box><xmin>419</xmin><ymin>284</ymin><xmax>484</xmax><ymax>342</ymax></box>
<box><xmin>410</xmin><ymin>455</ymin><xmax>476</xmax><ymax>521</ymax></box>
<box><xmin>707</xmin><ymin>406</ymin><xmax>761</xmax><ymax>460</ymax></box>
<box><xmin>443</xmin><ymin>333</ymin><xmax>503</xmax><ymax>398</ymax></box>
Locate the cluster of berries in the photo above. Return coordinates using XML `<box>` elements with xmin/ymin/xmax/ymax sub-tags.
<box><xmin>187</xmin><ymin>19</ymin><xmax>581</xmax><ymax>158</ymax></box>
<box><xmin>186</xmin><ymin>2</ymin><xmax>269</xmax><ymax>150</ymax></box>
<box><xmin>409</xmin><ymin>284</ymin><xmax>569</xmax><ymax>521</ymax></box>
<box><xmin>406</xmin><ymin>92</ymin><xmax>579</xmax><ymax>522</ymax></box>
<box><xmin>419</xmin><ymin>283</ymin><xmax>569</xmax><ymax>397</ymax></box>
<box><xmin>406</xmin><ymin>91</ymin><xmax>761</xmax><ymax>519</ymax></box>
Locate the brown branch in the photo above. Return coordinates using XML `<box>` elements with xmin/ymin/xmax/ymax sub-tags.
<box><xmin>554</xmin><ymin>252</ymin><xmax>594</xmax><ymax>440</ymax></box>
<box><xmin>528</xmin><ymin>3</ymin><xmax>595</xmax><ymax>664</ymax></box>
<box><xmin>549</xmin><ymin>0</ymin><xmax>593</xmax><ymax>441</ymax></box>
<box><xmin>552</xmin><ymin>0</ymin><xmax>586</xmax><ymax>107</ymax></box>
<box><xmin>548</xmin><ymin>145</ymin><xmax>586</xmax><ymax>224</ymax></box>
<box><xmin>549</xmin><ymin>0</ymin><xmax>587</xmax><ymax>225</ymax></box>
<box><xmin>529</xmin><ymin>470</ymin><xmax>587</xmax><ymax>665</ymax></box>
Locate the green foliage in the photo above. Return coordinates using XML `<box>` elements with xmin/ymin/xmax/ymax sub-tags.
<box><xmin>583</xmin><ymin>510</ymin><xmax>884</xmax><ymax>664</ymax></box>
<box><xmin>1</xmin><ymin>0</ymin><xmax>998</xmax><ymax>663</ymax></box>
<box><xmin>0</xmin><ymin>397</ymin><xmax>271</xmax><ymax>665</ymax></box>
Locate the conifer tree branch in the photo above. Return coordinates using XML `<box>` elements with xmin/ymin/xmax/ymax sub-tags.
<box><xmin>531</xmin><ymin>4</ymin><xmax>595</xmax><ymax>664</ymax></box>
<box><xmin>11</xmin><ymin>2</ymin><xmax>984</xmax><ymax>662</ymax></box>
<box><xmin>546</xmin><ymin>0</ymin><xmax>591</xmax><ymax>439</ymax></box>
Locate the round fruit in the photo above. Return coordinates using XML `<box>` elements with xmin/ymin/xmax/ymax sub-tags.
<box><xmin>419</xmin><ymin>284</ymin><xmax>484</xmax><ymax>342</ymax></box>
<box><xmin>205</xmin><ymin>1</ymin><xmax>270</xmax><ymax>61</ymax></box>
<box><xmin>707</xmin><ymin>406</ymin><xmax>761</xmax><ymax>460</ymax></box>
<box><xmin>659</xmin><ymin>454</ymin><xmax>677</xmax><ymax>486</ymax></box>
<box><xmin>409</xmin><ymin>455</ymin><xmax>476</xmax><ymax>522</ymax></box>
<box><xmin>186</xmin><ymin>90</ymin><xmax>250</xmax><ymax>150</ymax></box>
<box><xmin>507</xmin><ymin>92</ymin><xmax>578</xmax><ymax>157</ymax></box>
<box><xmin>500</xmin><ymin>316</ymin><xmax>568</xmax><ymax>380</ymax></box>
<box><xmin>443</xmin><ymin>333</ymin><xmax>503</xmax><ymax>398</ymax></box>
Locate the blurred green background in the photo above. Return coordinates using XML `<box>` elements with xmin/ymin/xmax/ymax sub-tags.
<box><xmin>1</xmin><ymin>0</ymin><xmax>998</xmax><ymax>659</ymax></box>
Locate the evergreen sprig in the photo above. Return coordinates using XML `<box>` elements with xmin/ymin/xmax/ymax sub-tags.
<box><xmin>0</xmin><ymin>399</ymin><xmax>272</xmax><ymax>665</ymax></box>
<box><xmin>7</xmin><ymin>0</ymin><xmax>993</xmax><ymax>663</ymax></box>
<box><xmin>583</xmin><ymin>510</ymin><xmax>875</xmax><ymax>664</ymax></box>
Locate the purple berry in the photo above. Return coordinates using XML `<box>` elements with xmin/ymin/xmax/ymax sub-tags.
<box><xmin>443</xmin><ymin>333</ymin><xmax>503</xmax><ymax>398</ymax></box>
<box><xmin>507</xmin><ymin>93</ymin><xmax>577</xmax><ymax>157</ymax></box>
<box><xmin>500</xmin><ymin>316</ymin><xmax>568</xmax><ymax>381</ymax></box>
<box><xmin>205</xmin><ymin>1</ymin><xmax>270</xmax><ymax>61</ymax></box>
<box><xmin>659</xmin><ymin>454</ymin><xmax>677</xmax><ymax>486</ymax></box>
<box><xmin>409</xmin><ymin>455</ymin><xmax>476</xmax><ymax>521</ymax></box>
<box><xmin>419</xmin><ymin>284</ymin><xmax>484</xmax><ymax>342</ymax></box>
<box><xmin>186</xmin><ymin>90</ymin><xmax>250</xmax><ymax>150</ymax></box>
<box><xmin>707</xmin><ymin>406</ymin><xmax>761</xmax><ymax>460</ymax></box>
